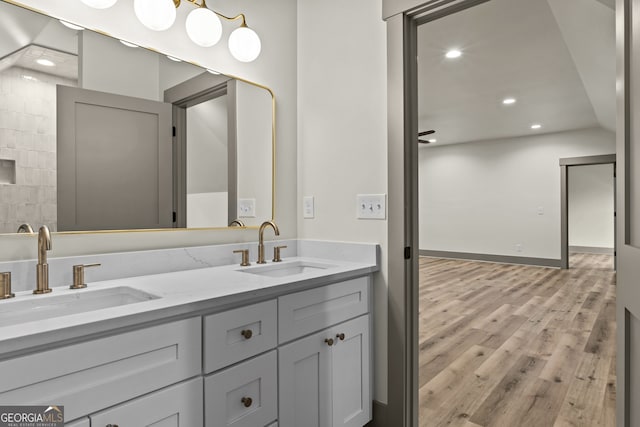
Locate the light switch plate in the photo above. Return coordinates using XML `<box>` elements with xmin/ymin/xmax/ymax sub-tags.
<box><xmin>303</xmin><ymin>196</ymin><xmax>315</xmax><ymax>219</ymax></box>
<box><xmin>357</xmin><ymin>194</ymin><xmax>386</xmax><ymax>220</ymax></box>
<box><xmin>238</xmin><ymin>198</ymin><xmax>256</xmax><ymax>218</ymax></box>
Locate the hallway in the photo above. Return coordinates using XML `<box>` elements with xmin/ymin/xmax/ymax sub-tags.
<box><xmin>419</xmin><ymin>254</ymin><xmax>616</xmax><ymax>426</ymax></box>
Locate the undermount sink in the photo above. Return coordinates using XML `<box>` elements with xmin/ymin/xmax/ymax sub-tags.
<box><xmin>0</xmin><ymin>286</ymin><xmax>159</xmax><ymax>327</ymax></box>
<box><xmin>240</xmin><ymin>260</ymin><xmax>336</xmax><ymax>278</ymax></box>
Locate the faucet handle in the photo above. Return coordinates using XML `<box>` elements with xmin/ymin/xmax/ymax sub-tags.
<box><xmin>0</xmin><ymin>272</ymin><xmax>14</xmax><ymax>299</ymax></box>
<box><xmin>272</xmin><ymin>245</ymin><xmax>287</xmax><ymax>263</ymax></box>
<box><xmin>70</xmin><ymin>263</ymin><xmax>101</xmax><ymax>289</ymax></box>
<box><xmin>233</xmin><ymin>249</ymin><xmax>251</xmax><ymax>267</ymax></box>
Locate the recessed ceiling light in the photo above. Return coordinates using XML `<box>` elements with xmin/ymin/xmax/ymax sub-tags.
<box><xmin>502</xmin><ymin>97</ymin><xmax>516</xmax><ymax>105</ymax></box>
<box><xmin>207</xmin><ymin>69</ymin><xmax>220</xmax><ymax>75</ymax></box>
<box><xmin>36</xmin><ymin>59</ymin><xmax>55</xmax><ymax>67</ymax></box>
<box><xmin>531</xmin><ymin>124</ymin><xmax>542</xmax><ymax>130</ymax></box>
<box><xmin>167</xmin><ymin>55</ymin><xmax>182</xmax><ymax>62</ymax></box>
<box><xmin>428</xmin><ymin>139</ymin><xmax>437</xmax><ymax>143</ymax></box>
<box><xmin>120</xmin><ymin>40</ymin><xmax>138</xmax><ymax>48</ymax></box>
<box><xmin>445</xmin><ymin>49</ymin><xmax>462</xmax><ymax>59</ymax></box>
<box><xmin>59</xmin><ymin>20</ymin><xmax>84</xmax><ymax>30</ymax></box>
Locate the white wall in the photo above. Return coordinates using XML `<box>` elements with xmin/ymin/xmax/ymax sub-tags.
<box><xmin>236</xmin><ymin>80</ymin><xmax>272</xmax><ymax>226</ymax></box>
<box><xmin>297</xmin><ymin>0</ymin><xmax>388</xmax><ymax>403</ymax></box>
<box><xmin>568</xmin><ymin>163</ymin><xmax>615</xmax><ymax>249</ymax></box>
<box><xmin>419</xmin><ymin>127</ymin><xmax>615</xmax><ymax>259</ymax></box>
<box><xmin>1</xmin><ymin>0</ymin><xmax>297</xmax><ymax>260</ymax></box>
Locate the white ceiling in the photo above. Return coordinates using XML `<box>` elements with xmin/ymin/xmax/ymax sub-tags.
<box><xmin>417</xmin><ymin>0</ymin><xmax>615</xmax><ymax>146</ymax></box>
<box><xmin>0</xmin><ymin>2</ymin><xmax>78</xmax><ymax>80</ymax></box>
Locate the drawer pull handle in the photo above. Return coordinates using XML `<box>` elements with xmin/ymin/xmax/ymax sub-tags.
<box><xmin>241</xmin><ymin>329</ymin><xmax>253</xmax><ymax>339</ymax></box>
<box><xmin>325</xmin><ymin>338</ymin><xmax>334</xmax><ymax>346</ymax></box>
<box><xmin>241</xmin><ymin>397</ymin><xmax>253</xmax><ymax>408</ymax></box>
<box><xmin>106</xmin><ymin>424</ymin><xmax>119</xmax><ymax>427</ymax></box>
<box><xmin>336</xmin><ymin>333</ymin><xmax>346</xmax><ymax>341</ymax></box>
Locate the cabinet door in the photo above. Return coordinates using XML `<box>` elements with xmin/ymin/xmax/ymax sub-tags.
<box><xmin>330</xmin><ymin>315</ymin><xmax>371</xmax><ymax>427</ymax></box>
<box><xmin>90</xmin><ymin>377</ymin><xmax>203</xmax><ymax>427</ymax></box>
<box><xmin>279</xmin><ymin>315</ymin><xmax>371</xmax><ymax>427</ymax></box>
<box><xmin>279</xmin><ymin>330</ymin><xmax>332</xmax><ymax>427</ymax></box>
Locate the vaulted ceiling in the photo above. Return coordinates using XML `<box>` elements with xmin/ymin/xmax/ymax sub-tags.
<box><xmin>417</xmin><ymin>0</ymin><xmax>615</xmax><ymax>146</ymax></box>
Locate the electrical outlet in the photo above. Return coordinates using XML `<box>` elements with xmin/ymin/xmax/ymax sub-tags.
<box><xmin>356</xmin><ymin>194</ymin><xmax>386</xmax><ymax>220</ymax></box>
<box><xmin>303</xmin><ymin>196</ymin><xmax>315</xmax><ymax>219</ymax></box>
<box><xmin>537</xmin><ymin>206</ymin><xmax>544</xmax><ymax>215</ymax></box>
<box><xmin>515</xmin><ymin>244</ymin><xmax>523</xmax><ymax>253</ymax></box>
<box><xmin>238</xmin><ymin>199</ymin><xmax>256</xmax><ymax>218</ymax></box>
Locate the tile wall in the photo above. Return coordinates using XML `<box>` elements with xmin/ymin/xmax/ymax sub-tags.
<box><xmin>0</xmin><ymin>66</ymin><xmax>76</xmax><ymax>233</ymax></box>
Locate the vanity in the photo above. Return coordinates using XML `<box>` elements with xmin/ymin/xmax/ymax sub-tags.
<box><xmin>0</xmin><ymin>240</ymin><xmax>378</xmax><ymax>427</ymax></box>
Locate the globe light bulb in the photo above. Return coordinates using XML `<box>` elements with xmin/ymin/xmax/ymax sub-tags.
<box><xmin>80</xmin><ymin>0</ymin><xmax>117</xmax><ymax>9</ymax></box>
<box><xmin>228</xmin><ymin>26</ymin><xmax>261</xmax><ymax>62</ymax></box>
<box><xmin>186</xmin><ymin>7</ymin><xmax>222</xmax><ymax>47</ymax></box>
<box><xmin>134</xmin><ymin>0</ymin><xmax>176</xmax><ymax>31</ymax></box>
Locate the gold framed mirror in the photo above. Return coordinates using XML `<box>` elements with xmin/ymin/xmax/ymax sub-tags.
<box><xmin>0</xmin><ymin>0</ymin><xmax>275</xmax><ymax>235</ymax></box>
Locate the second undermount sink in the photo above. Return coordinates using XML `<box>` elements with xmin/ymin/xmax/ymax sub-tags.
<box><xmin>0</xmin><ymin>286</ymin><xmax>159</xmax><ymax>327</ymax></box>
<box><xmin>240</xmin><ymin>260</ymin><xmax>336</xmax><ymax>278</ymax></box>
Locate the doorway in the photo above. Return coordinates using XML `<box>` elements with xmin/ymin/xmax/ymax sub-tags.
<box><xmin>385</xmin><ymin>1</ymin><xmax>620</xmax><ymax>425</ymax></box>
<box><xmin>560</xmin><ymin>155</ymin><xmax>616</xmax><ymax>270</ymax></box>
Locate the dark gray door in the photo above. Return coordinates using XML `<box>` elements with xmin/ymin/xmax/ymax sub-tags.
<box><xmin>57</xmin><ymin>85</ymin><xmax>173</xmax><ymax>231</ymax></box>
<box><xmin>618</xmin><ymin>0</ymin><xmax>640</xmax><ymax>425</ymax></box>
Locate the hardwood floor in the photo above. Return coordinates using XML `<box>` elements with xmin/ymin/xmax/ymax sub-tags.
<box><xmin>419</xmin><ymin>253</ymin><xmax>616</xmax><ymax>427</ymax></box>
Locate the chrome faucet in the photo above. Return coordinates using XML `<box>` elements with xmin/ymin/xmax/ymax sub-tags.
<box><xmin>16</xmin><ymin>223</ymin><xmax>34</xmax><ymax>233</ymax></box>
<box><xmin>257</xmin><ymin>220</ymin><xmax>280</xmax><ymax>264</ymax></box>
<box><xmin>34</xmin><ymin>225</ymin><xmax>52</xmax><ymax>294</ymax></box>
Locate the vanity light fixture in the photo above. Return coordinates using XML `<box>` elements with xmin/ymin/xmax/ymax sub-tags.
<box><xmin>445</xmin><ymin>49</ymin><xmax>462</xmax><ymax>59</ymax></box>
<box><xmin>81</xmin><ymin>0</ymin><xmax>262</xmax><ymax>62</ymax></box>
<box><xmin>531</xmin><ymin>123</ymin><xmax>542</xmax><ymax>130</ymax></box>
<box><xmin>59</xmin><ymin>20</ymin><xmax>84</xmax><ymax>30</ymax></box>
<box><xmin>36</xmin><ymin>59</ymin><xmax>55</xmax><ymax>67</ymax></box>
<box><xmin>502</xmin><ymin>97</ymin><xmax>516</xmax><ymax>105</ymax></box>
<box><xmin>428</xmin><ymin>139</ymin><xmax>437</xmax><ymax>143</ymax></box>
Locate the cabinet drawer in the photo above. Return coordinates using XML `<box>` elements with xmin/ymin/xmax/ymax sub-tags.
<box><xmin>0</xmin><ymin>318</ymin><xmax>201</xmax><ymax>421</ymax></box>
<box><xmin>91</xmin><ymin>377</ymin><xmax>203</xmax><ymax>426</ymax></box>
<box><xmin>205</xmin><ymin>350</ymin><xmax>278</xmax><ymax>427</ymax></box>
<box><xmin>204</xmin><ymin>299</ymin><xmax>277</xmax><ymax>373</ymax></box>
<box><xmin>278</xmin><ymin>276</ymin><xmax>369</xmax><ymax>343</ymax></box>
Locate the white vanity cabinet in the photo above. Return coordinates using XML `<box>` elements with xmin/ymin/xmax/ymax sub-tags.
<box><xmin>90</xmin><ymin>377</ymin><xmax>203</xmax><ymax>426</ymax></box>
<box><xmin>278</xmin><ymin>277</ymin><xmax>372</xmax><ymax>427</ymax></box>
<box><xmin>0</xmin><ymin>271</ymin><xmax>374</xmax><ymax>427</ymax></box>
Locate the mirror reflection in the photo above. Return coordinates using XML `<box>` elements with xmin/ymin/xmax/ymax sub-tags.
<box><xmin>0</xmin><ymin>0</ymin><xmax>273</xmax><ymax>234</ymax></box>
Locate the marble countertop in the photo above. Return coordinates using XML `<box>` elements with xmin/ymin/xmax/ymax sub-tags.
<box><xmin>0</xmin><ymin>252</ymin><xmax>378</xmax><ymax>356</ymax></box>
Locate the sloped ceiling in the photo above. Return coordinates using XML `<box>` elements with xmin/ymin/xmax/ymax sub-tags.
<box><xmin>417</xmin><ymin>0</ymin><xmax>615</xmax><ymax>146</ymax></box>
<box><xmin>0</xmin><ymin>2</ymin><xmax>78</xmax><ymax>78</ymax></box>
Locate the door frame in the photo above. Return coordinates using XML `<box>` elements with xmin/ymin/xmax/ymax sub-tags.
<box><xmin>164</xmin><ymin>72</ymin><xmax>237</xmax><ymax>228</ymax></box>
<box><xmin>559</xmin><ymin>154</ymin><xmax>616</xmax><ymax>269</ymax></box>
<box><xmin>384</xmin><ymin>1</ymin><xmax>491</xmax><ymax>426</ymax></box>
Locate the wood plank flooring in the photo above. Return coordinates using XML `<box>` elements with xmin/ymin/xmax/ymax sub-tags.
<box><xmin>419</xmin><ymin>253</ymin><xmax>616</xmax><ymax>427</ymax></box>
